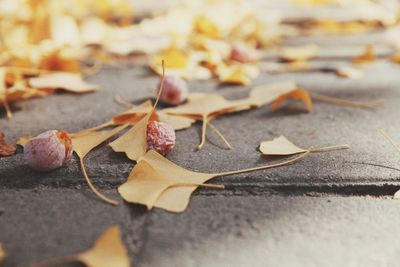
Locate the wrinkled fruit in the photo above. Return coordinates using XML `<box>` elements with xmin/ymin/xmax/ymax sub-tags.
<box><xmin>24</xmin><ymin>130</ymin><xmax>73</xmax><ymax>171</ymax></box>
<box><xmin>157</xmin><ymin>76</ymin><xmax>189</xmax><ymax>106</ymax></box>
<box><xmin>147</xmin><ymin>121</ymin><xmax>176</xmax><ymax>155</ymax></box>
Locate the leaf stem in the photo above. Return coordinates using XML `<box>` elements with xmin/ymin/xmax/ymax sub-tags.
<box><xmin>216</xmin><ymin>150</ymin><xmax>310</xmax><ymax>177</ymax></box>
<box><xmin>114</xmin><ymin>95</ymin><xmax>135</xmax><ymax>109</ymax></box>
<box><xmin>310</xmin><ymin>92</ymin><xmax>384</xmax><ymax>109</ymax></box>
<box><xmin>379</xmin><ymin>129</ymin><xmax>400</xmax><ymax>154</ymax></box>
<box><xmin>197</xmin><ymin>115</ymin><xmax>208</xmax><ymax>150</ymax></box>
<box><xmin>207</xmin><ymin>121</ymin><xmax>232</xmax><ymax>149</ymax></box>
<box><xmin>79</xmin><ymin>157</ymin><xmax>119</xmax><ymax>206</ymax></box>
<box><xmin>309</xmin><ymin>144</ymin><xmax>350</xmax><ymax>153</ymax></box>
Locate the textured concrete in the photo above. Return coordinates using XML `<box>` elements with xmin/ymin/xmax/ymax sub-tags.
<box><xmin>1</xmin><ymin>16</ymin><xmax>400</xmax><ymax>267</ymax></box>
<box><xmin>1</xmin><ymin>190</ymin><xmax>400</xmax><ymax>267</ymax></box>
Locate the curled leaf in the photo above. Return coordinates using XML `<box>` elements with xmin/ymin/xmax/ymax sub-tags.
<box><xmin>0</xmin><ymin>132</ymin><xmax>17</xmax><ymax>157</ymax></box>
<box><xmin>352</xmin><ymin>44</ymin><xmax>376</xmax><ymax>65</ymax></box>
<box><xmin>272</xmin><ymin>88</ymin><xmax>313</xmax><ymax>112</ymax></box>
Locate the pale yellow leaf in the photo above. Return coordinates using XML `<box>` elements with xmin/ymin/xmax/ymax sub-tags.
<box><xmin>28</xmin><ymin>73</ymin><xmax>98</xmax><ymax>93</ymax></box>
<box><xmin>77</xmin><ymin>226</ymin><xmax>130</xmax><ymax>267</ymax></box>
<box><xmin>279</xmin><ymin>44</ymin><xmax>319</xmax><ymax>62</ymax></box>
<box><xmin>260</xmin><ymin>136</ymin><xmax>307</xmax><ymax>155</ymax></box>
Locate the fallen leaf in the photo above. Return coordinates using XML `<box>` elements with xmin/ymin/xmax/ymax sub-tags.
<box><xmin>352</xmin><ymin>44</ymin><xmax>376</xmax><ymax>65</ymax></box>
<box><xmin>28</xmin><ymin>72</ymin><xmax>98</xmax><ymax>93</ymax></box>
<box><xmin>32</xmin><ymin>225</ymin><xmax>130</xmax><ymax>267</ymax></box>
<box><xmin>39</xmin><ymin>50</ymin><xmax>80</xmax><ymax>73</ymax></box>
<box><xmin>119</xmin><ymin>149</ymin><xmax>310</xmax><ymax>212</ymax></box>
<box><xmin>0</xmin><ymin>243</ymin><xmax>5</xmax><ymax>262</ymax></box>
<box><xmin>72</xmin><ymin>124</ymin><xmax>128</xmax><ymax>205</ymax></box>
<box><xmin>335</xmin><ymin>67</ymin><xmax>364</xmax><ymax>79</ymax></box>
<box><xmin>279</xmin><ymin>44</ymin><xmax>319</xmax><ymax>62</ymax></box>
<box><xmin>272</xmin><ymin>88</ymin><xmax>313</xmax><ymax>112</ymax></box>
<box><xmin>0</xmin><ymin>132</ymin><xmax>16</xmax><ymax>157</ymax></box>
<box><xmin>77</xmin><ymin>226</ymin><xmax>130</xmax><ymax>267</ymax></box>
<box><xmin>260</xmin><ymin>135</ymin><xmax>349</xmax><ymax>156</ymax></box>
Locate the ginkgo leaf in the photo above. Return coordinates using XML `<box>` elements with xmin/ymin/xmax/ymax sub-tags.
<box><xmin>109</xmin><ymin>113</ymin><xmax>151</xmax><ymax>161</ymax></box>
<box><xmin>259</xmin><ymin>136</ymin><xmax>349</xmax><ymax>156</ymax></box>
<box><xmin>352</xmin><ymin>44</ymin><xmax>376</xmax><ymax>65</ymax></box>
<box><xmin>72</xmin><ymin>124</ymin><xmax>128</xmax><ymax>205</ymax></box>
<box><xmin>28</xmin><ymin>73</ymin><xmax>98</xmax><ymax>93</ymax></box>
<box><xmin>279</xmin><ymin>44</ymin><xmax>320</xmax><ymax>62</ymax></box>
<box><xmin>0</xmin><ymin>243</ymin><xmax>5</xmax><ymax>262</ymax></box>
<box><xmin>119</xmin><ymin>149</ymin><xmax>311</xmax><ymax>213</ymax></box>
<box><xmin>32</xmin><ymin>225</ymin><xmax>130</xmax><ymax>267</ymax></box>
<box><xmin>109</xmin><ymin>61</ymin><xmax>166</xmax><ymax>160</ymax></box>
<box><xmin>272</xmin><ymin>88</ymin><xmax>313</xmax><ymax>112</ymax></box>
<box><xmin>77</xmin><ymin>226</ymin><xmax>130</xmax><ymax>267</ymax></box>
<box><xmin>335</xmin><ymin>67</ymin><xmax>364</xmax><ymax>79</ymax></box>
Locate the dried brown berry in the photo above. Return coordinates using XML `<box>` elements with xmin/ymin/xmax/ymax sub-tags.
<box><xmin>24</xmin><ymin>130</ymin><xmax>73</xmax><ymax>172</ymax></box>
<box><xmin>157</xmin><ymin>75</ymin><xmax>188</xmax><ymax>106</ymax></box>
<box><xmin>147</xmin><ymin>121</ymin><xmax>176</xmax><ymax>155</ymax></box>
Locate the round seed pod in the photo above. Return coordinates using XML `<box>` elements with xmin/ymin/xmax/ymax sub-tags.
<box><xmin>24</xmin><ymin>130</ymin><xmax>73</xmax><ymax>172</ymax></box>
<box><xmin>147</xmin><ymin>121</ymin><xmax>176</xmax><ymax>155</ymax></box>
<box><xmin>229</xmin><ymin>43</ymin><xmax>255</xmax><ymax>64</ymax></box>
<box><xmin>157</xmin><ymin>76</ymin><xmax>189</xmax><ymax>106</ymax></box>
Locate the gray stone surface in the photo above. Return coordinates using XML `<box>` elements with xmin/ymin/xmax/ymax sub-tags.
<box><xmin>1</xmin><ymin>17</ymin><xmax>400</xmax><ymax>267</ymax></box>
<box><xmin>1</xmin><ymin>190</ymin><xmax>400</xmax><ymax>267</ymax></box>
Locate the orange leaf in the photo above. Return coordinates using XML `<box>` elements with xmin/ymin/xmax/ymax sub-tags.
<box><xmin>272</xmin><ymin>88</ymin><xmax>313</xmax><ymax>112</ymax></box>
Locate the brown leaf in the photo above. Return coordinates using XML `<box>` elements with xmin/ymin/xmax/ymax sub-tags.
<box><xmin>119</xmin><ymin>150</ymin><xmax>311</xmax><ymax>212</ymax></box>
<box><xmin>28</xmin><ymin>73</ymin><xmax>98</xmax><ymax>93</ymax></box>
<box><xmin>0</xmin><ymin>132</ymin><xmax>16</xmax><ymax>157</ymax></box>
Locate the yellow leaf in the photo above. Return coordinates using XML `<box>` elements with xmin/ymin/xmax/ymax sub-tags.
<box><xmin>260</xmin><ymin>136</ymin><xmax>349</xmax><ymax>156</ymax></box>
<box><xmin>39</xmin><ymin>50</ymin><xmax>80</xmax><ymax>72</ymax></box>
<box><xmin>246</xmin><ymin>80</ymin><xmax>298</xmax><ymax>107</ymax></box>
<box><xmin>335</xmin><ymin>67</ymin><xmax>364</xmax><ymax>79</ymax></box>
<box><xmin>279</xmin><ymin>44</ymin><xmax>319</xmax><ymax>62</ymax></box>
<box><xmin>0</xmin><ymin>243</ymin><xmax>5</xmax><ymax>262</ymax></box>
<box><xmin>77</xmin><ymin>226</ymin><xmax>130</xmax><ymax>267</ymax></box>
<box><xmin>217</xmin><ymin>64</ymin><xmax>251</xmax><ymax>85</ymax></box>
<box><xmin>109</xmin><ymin>113</ymin><xmax>151</xmax><ymax>161</ymax></box>
<box><xmin>32</xmin><ymin>225</ymin><xmax>130</xmax><ymax>267</ymax></box>
<box><xmin>151</xmin><ymin>49</ymin><xmax>188</xmax><ymax>70</ymax></box>
<box><xmin>72</xmin><ymin>124</ymin><xmax>129</xmax><ymax>205</ymax></box>
<box><xmin>272</xmin><ymin>88</ymin><xmax>313</xmax><ymax>112</ymax></box>
<box><xmin>352</xmin><ymin>44</ymin><xmax>376</xmax><ymax>65</ymax></box>
<box><xmin>28</xmin><ymin>72</ymin><xmax>98</xmax><ymax>93</ymax></box>
<box><xmin>194</xmin><ymin>16</ymin><xmax>220</xmax><ymax>39</ymax></box>
<box><xmin>119</xmin><ymin>150</ymin><xmax>311</xmax><ymax>212</ymax></box>
<box><xmin>260</xmin><ymin>136</ymin><xmax>307</xmax><ymax>155</ymax></box>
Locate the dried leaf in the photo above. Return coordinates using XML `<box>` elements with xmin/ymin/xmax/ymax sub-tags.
<box><xmin>32</xmin><ymin>225</ymin><xmax>130</xmax><ymax>267</ymax></box>
<box><xmin>352</xmin><ymin>44</ymin><xmax>376</xmax><ymax>65</ymax></box>
<box><xmin>77</xmin><ymin>226</ymin><xmax>130</xmax><ymax>267</ymax></box>
<box><xmin>272</xmin><ymin>88</ymin><xmax>313</xmax><ymax>112</ymax></box>
<box><xmin>28</xmin><ymin>73</ymin><xmax>98</xmax><ymax>93</ymax></box>
<box><xmin>260</xmin><ymin>136</ymin><xmax>349</xmax><ymax>156</ymax></box>
<box><xmin>0</xmin><ymin>243</ymin><xmax>5</xmax><ymax>262</ymax></box>
<box><xmin>335</xmin><ymin>67</ymin><xmax>364</xmax><ymax>79</ymax></box>
<box><xmin>72</xmin><ymin>124</ymin><xmax>128</xmax><ymax>205</ymax></box>
<box><xmin>0</xmin><ymin>132</ymin><xmax>16</xmax><ymax>157</ymax></box>
<box><xmin>279</xmin><ymin>44</ymin><xmax>319</xmax><ymax>62</ymax></box>
<box><xmin>260</xmin><ymin>136</ymin><xmax>307</xmax><ymax>155</ymax></box>
<box><xmin>119</xmin><ymin>149</ymin><xmax>310</xmax><ymax>212</ymax></box>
